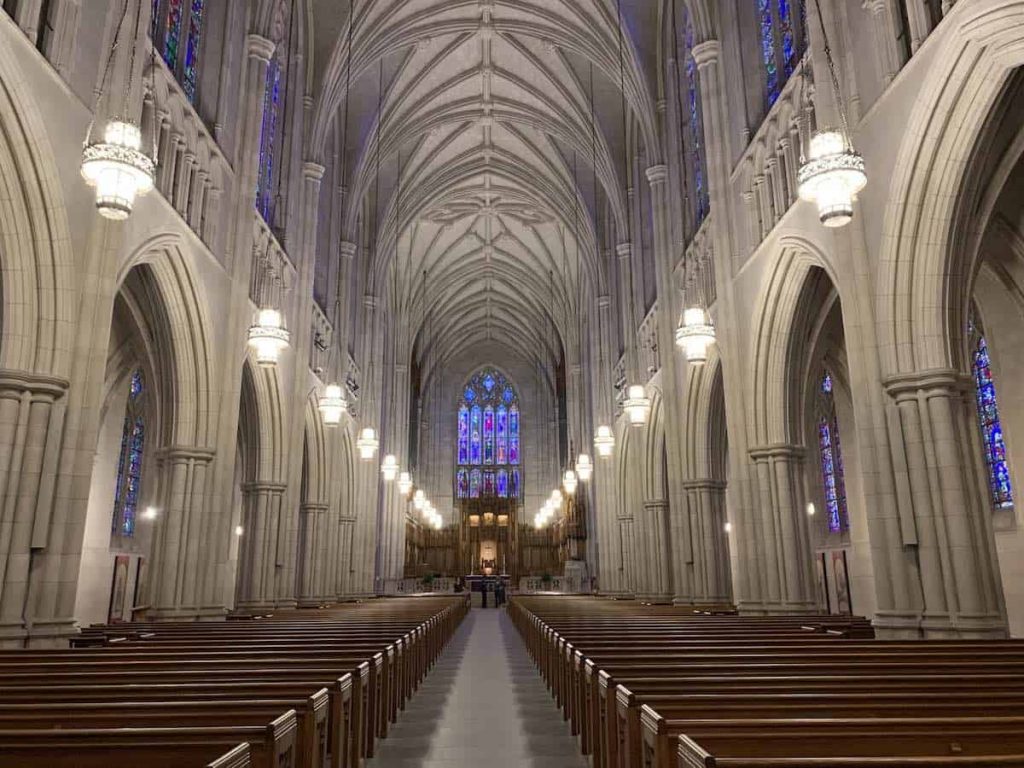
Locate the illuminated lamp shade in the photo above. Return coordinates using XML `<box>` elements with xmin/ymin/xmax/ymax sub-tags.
<box><xmin>550</xmin><ymin>489</ymin><xmax>563</xmax><ymax>506</ymax></box>
<box><xmin>235</xmin><ymin>525</ymin><xmax>245</xmax><ymax>536</ymax></box>
<box><xmin>675</xmin><ymin>307</ymin><xmax>716</xmax><ymax>364</ymax></box>
<box><xmin>318</xmin><ymin>383</ymin><xmax>347</xmax><ymax>426</ymax></box>
<box><xmin>624</xmin><ymin>385</ymin><xmax>651</xmax><ymax>426</ymax></box>
<box><xmin>381</xmin><ymin>454</ymin><xmax>399</xmax><ymax>481</ymax></box>
<box><xmin>248</xmin><ymin>308</ymin><xmax>290</xmax><ymax>366</ymax></box>
<box><xmin>397</xmin><ymin>472</ymin><xmax>413</xmax><ymax>496</ymax></box>
<box><xmin>575</xmin><ymin>453</ymin><xmax>593</xmax><ymax>482</ymax></box>
<box><xmin>356</xmin><ymin>427</ymin><xmax>379</xmax><ymax>460</ymax></box>
<box><xmin>594</xmin><ymin>425</ymin><xmax>615</xmax><ymax>458</ymax></box>
<box><xmin>80</xmin><ymin>120</ymin><xmax>155</xmax><ymax>220</ymax></box>
<box><xmin>562</xmin><ymin>469</ymin><xmax>578</xmax><ymax>496</ymax></box>
<box><xmin>413</xmin><ymin>489</ymin><xmax>426</xmax><ymax>510</ymax></box>
<box><xmin>797</xmin><ymin>130</ymin><xmax>867</xmax><ymax>228</ymax></box>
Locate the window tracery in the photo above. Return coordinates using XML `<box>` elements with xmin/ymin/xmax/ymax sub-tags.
<box><xmin>456</xmin><ymin>369</ymin><xmax>521</xmax><ymax>499</ymax></box>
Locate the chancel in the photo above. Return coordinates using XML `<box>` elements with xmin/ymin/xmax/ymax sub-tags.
<box><xmin>2</xmin><ymin>0</ymin><xmax>1024</xmax><ymax>765</ymax></box>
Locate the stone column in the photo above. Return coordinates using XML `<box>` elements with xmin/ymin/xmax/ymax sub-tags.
<box><xmin>683</xmin><ymin>479</ymin><xmax>732</xmax><ymax>604</ymax></box>
<box><xmin>748</xmin><ymin>445</ymin><xmax>818</xmax><ymax>613</ymax></box>
<box><xmin>884</xmin><ymin>370</ymin><xmax>1006</xmax><ymax>637</ymax></box>
<box><xmin>0</xmin><ymin>372</ymin><xmax>69</xmax><ymax>647</ymax></box>
<box><xmin>236</xmin><ymin>481</ymin><xmax>287</xmax><ymax>609</ymax></box>
<box><xmin>297</xmin><ymin>502</ymin><xmax>329</xmax><ymax>606</ymax></box>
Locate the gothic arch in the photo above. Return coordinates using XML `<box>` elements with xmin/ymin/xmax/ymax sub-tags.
<box><xmin>642</xmin><ymin>386</ymin><xmax>668</xmax><ymax>502</ymax></box>
<box><xmin>878</xmin><ymin>0</ymin><xmax>1024</xmax><ymax>376</ymax></box>
<box><xmin>684</xmin><ymin>350</ymin><xmax>725</xmax><ymax>481</ymax></box>
<box><xmin>240</xmin><ymin>357</ymin><xmax>286</xmax><ymax>483</ymax></box>
<box><xmin>0</xmin><ymin>31</ymin><xmax>74</xmax><ymax>378</ymax></box>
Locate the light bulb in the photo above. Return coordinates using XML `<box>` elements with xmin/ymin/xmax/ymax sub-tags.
<box><xmin>594</xmin><ymin>425</ymin><xmax>615</xmax><ymax>457</ymax></box>
<box><xmin>235</xmin><ymin>525</ymin><xmax>244</xmax><ymax>536</ymax></box>
<box><xmin>724</xmin><ymin>521</ymin><xmax>732</xmax><ymax>534</ymax></box>
<box><xmin>397</xmin><ymin>472</ymin><xmax>413</xmax><ymax>496</ymax></box>
<box><xmin>798</xmin><ymin>130</ymin><xmax>867</xmax><ymax>228</ymax></box>
<box><xmin>563</xmin><ymin>469</ymin><xmax>578</xmax><ymax>495</ymax></box>
<box><xmin>624</xmin><ymin>385</ymin><xmax>650</xmax><ymax>426</ymax></box>
<box><xmin>247</xmin><ymin>308</ymin><xmax>290</xmax><ymax>366</ymax></box>
<box><xmin>80</xmin><ymin>120</ymin><xmax>155</xmax><ymax>220</ymax></box>
<box><xmin>413</xmin><ymin>489</ymin><xmax>426</xmax><ymax>510</ymax></box>
<box><xmin>318</xmin><ymin>383</ymin><xmax>347</xmax><ymax>426</ymax></box>
<box><xmin>381</xmin><ymin>454</ymin><xmax>399</xmax><ymax>481</ymax></box>
<box><xmin>807</xmin><ymin>502</ymin><xmax>816</xmax><ymax>517</ymax></box>
<box><xmin>356</xmin><ymin>427</ymin><xmax>379</xmax><ymax>460</ymax></box>
<box><xmin>142</xmin><ymin>506</ymin><xmax>158</xmax><ymax>521</ymax></box>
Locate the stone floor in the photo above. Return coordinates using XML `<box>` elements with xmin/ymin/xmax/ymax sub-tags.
<box><xmin>367</xmin><ymin>606</ymin><xmax>589</xmax><ymax>767</ymax></box>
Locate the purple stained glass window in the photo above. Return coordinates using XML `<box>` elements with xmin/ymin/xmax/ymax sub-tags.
<box><xmin>456</xmin><ymin>469</ymin><xmax>469</xmax><ymax>499</ymax></box>
<box><xmin>973</xmin><ymin>335</ymin><xmax>1014</xmax><ymax>509</ymax></box>
<box><xmin>757</xmin><ymin>0</ymin><xmax>805</xmax><ymax>109</ymax></box>
<box><xmin>778</xmin><ymin>0</ymin><xmax>796</xmax><ymax>76</ymax></box>
<box><xmin>164</xmin><ymin>0</ymin><xmax>184</xmax><ymax>70</ymax></box>
<box><xmin>256</xmin><ymin>57</ymin><xmax>283</xmax><ymax>220</ymax></box>
<box><xmin>151</xmin><ymin>0</ymin><xmax>161</xmax><ymax>40</ymax></box>
<box><xmin>113</xmin><ymin>370</ymin><xmax>146</xmax><ymax>538</ymax></box>
<box><xmin>483</xmin><ymin>407</ymin><xmax>495</xmax><ymax>465</ymax></box>
<box><xmin>458</xmin><ymin>406</ymin><xmax>470</xmax><ymax>464</ymax></box>
<box><xmin>682</xmin><ymin>11</ymin><xmax>709</xmax><ymax>227</ymax></box>
<box><xmin>496</xmin><ymin>406</ymin><xmax>507</xmax><ymax>464</ymax></box>
<box><xmin>470</xmin><ymin>406</ymin><xmax>482</xmax><ymax>464</ymax></box>
<box><xmin>759</xmin><ymin>0</ymin><xmax>779</xmax><ymax>106</ymax></box>
<box><xmin>817</xmin><ymin>370</ymin><xmax>847</xmax><ymax>533</ymax></box>
<box><xmin>182</xmin><ymin>0</ymin><xmax>204</xmax><ymax>103</ymax></box>
<box><xmin>454</xmin><ymin>369</ymin><xmax>522</xmax><ymax>498</ymax></box>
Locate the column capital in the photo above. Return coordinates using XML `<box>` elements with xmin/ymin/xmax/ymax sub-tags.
<box><xmin>749</xmin><ymin>443</ymin><xmax>804</xmax><ymax>461</ymax></box>
<box><xmin>247</xmin><ymin>34</ymin><xmax>276</xmax><ymax>63</ymax></box>
<box><xmin>339</xmin><ymin>241</ymin><xmax>357</xmax><ymax>260</ymax></box>
<box><xmin>0</xmin><ymin>369</ymin><xmax>69</xmax><ymax>399</ymax></box>
<box><xmin>691</xmin><ymin>39</ymin><xmax>721</xmax><ymax>70</ymax></box>
<box><xmin>363</xmin><ymin>294</ymin><xmax>379</xmax><ymax>309</ymax></box>
<box><xmin>156</xmin><ymin>445</ymin><xmax>217</xmax><ymax>463</ymax></box>
<box><xmin>302</xmin><ymin>161</ymin><xmax>326</xmax><ymax>181</ymax></box>
<box><xmin>883</xmin><ymin>368</ymin><xmax>970</xmax><ymax>398</ymax></box>
<box><xmin>616</xmin><ymin>242</ymin><xmax>632</xmax><ymax>260</ymax></box>
<box><xmin>242</xmin><ymin>481</ymin><xmax>288</xmax><ymax>494</ymax></box>
<box><xmin>643</xmin><ymin>499</ymin><xmax>669</xmax><ymax>512</ymax></box>
<box><xmin>682</xmin><ymin>478</ymin><xmax>727</xmax><ymax>492</ymax></box>
<box><xmin>645</xmin><ymin>164</ymin><xmax>669</xmax><ymax>185</ymax></box>
<box><xmin>597</xmin><ymin>294</ymin><xmax>611</xmax><ymax>308</ymax></box>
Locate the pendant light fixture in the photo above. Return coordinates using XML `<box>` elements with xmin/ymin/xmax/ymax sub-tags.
<box><xmin>575</xmin><ymin>453</ymin><xmax>593</xmax><ymax>481</ymax></box>
<box><xmin>81</xmin><ymin>1</ymin><xmax>154</xmax><ymax>219</ymax></box>
<box><xmin>319</xmin><ymin>383</ymin><xmax>348</xmax><ymax>426</ymax></box>
<box><xmin>594</xmin><ymin>425</ymin><xmax>615</xmax><ymax>458</ymax></box>
<box><xmin>563</xmin><ymin>469</ymin><xmax>578</xmax><ymax>496</ymax></box>
<box><xmin>615</xmin><ymin>0</ymin><xmax>649</xmax><ymax>428</ymax></box>
<box><xmin>797</xmin><ymin>0</ymin><xmax>867</xmax><ymax>228</ymax></box>
<box><xmin>248</xmin><ymin>308</ymin><xmax>290</xmax><ymax>366</ymax></box>
<box><xmin>357</xmin><ymin>427</ymin><xmax>379</xmax><ymax>460</ymax></box>
<box><xmin>676</xmin><ymin>305</ymin><xmax>715</xmax><ymax>364</ymax></box>
<box><xmin>413</xmin><ymin>489</ymin><xmax>426</xmax><ymax>511</ymax></box>
<box><xmin>397</xmin><ymin>471</ymin><xmax>413</xmax><ymax>496</ymax></box>
<box><xmin>381</xmin><ymin>454</ymin><xmax>399</xmax><ymax>481</ymax></box>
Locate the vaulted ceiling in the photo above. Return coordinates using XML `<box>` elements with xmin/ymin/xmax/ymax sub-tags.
<box><xmin>307</xmin><ymin>0</ymin><xmax>664</xmax><ymax>389</ymax></box>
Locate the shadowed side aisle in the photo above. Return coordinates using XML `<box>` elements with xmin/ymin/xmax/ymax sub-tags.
<box><xmin>367</xmin><ymin>608</ymin><xmax>588</xmax><ymax>768</ymax></box>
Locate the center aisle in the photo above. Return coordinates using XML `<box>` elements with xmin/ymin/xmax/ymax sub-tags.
<box><xmin>367</xmin><ymin>606</ymin><xmax>589</xmax><ymax>768</ymax></box>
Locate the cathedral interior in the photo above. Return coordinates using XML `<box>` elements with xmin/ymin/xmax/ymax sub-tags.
<box><xmin>4</xmin><ymin>0</ymin><xmax>1024</xmax><ymax>764</ymax></box>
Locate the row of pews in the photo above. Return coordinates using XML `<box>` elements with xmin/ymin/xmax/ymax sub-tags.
<box><xmin>0</xmin><ymin>595</ymin><xmax>469</xmax><ymax>768</ymax></box>
<box><xmin>510</xmin><ymin>595</ymin><xmax>1024</xmax><ymax>768</ymax></box>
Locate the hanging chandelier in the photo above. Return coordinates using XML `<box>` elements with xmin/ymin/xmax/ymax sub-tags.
<box><xmin>381</xmin><ymin>454</ymin><xmax>399</xmax><ymax>481</ymax></box>
<box><xmin>563</xmin><ymin>469</ymin><xmax>578</xmax><ymax>496</ymax></box>
<box><xmin>413</xmin><ymin>489</ymin><xmax>426</xmax><ymax>510</ymax></box>
<box><xmin>248</xmin><ymin>308</ymin><xmax>290</xmax><ymax>366</ymax></box>
<box><xmin>624</xmin><ymin>384</ymin><xmax>651</xmax><ymax>426</ymax></box>
<box><xmin>594</xmin><ymin>425</ymin><xmax>615</xmax><ymax>457</ymax></box>
<box><xmin>575</xmin><ymin>453</ymin><xmax>593</xmax><ymax>481</ymax></box>
<box><xmin>676</xmin><ymin>306</ymin><xmax>716</xmax><ymax>364</ymax></box>
<box><xmin>397</xmin><ymin>472</ymin><xmax>413</xmax><ymax>496</ymax></box>
<box><xmin>81</xmin><ymin>121</ymin><xmax>155</xmax><ymax>220</ymax></box>
<box><xmin>797</xmin><ymin>0</ymin><xmax>867</xmax><ymax>228</ymax></box>
<box><xmin>318</xmin><ymin>383</ymin><xmax>347</xmax><ymax>426</ymax></box>
<box><xmin>356</xmin><ymin>427</ymin><xmax>379</xmax><ymax>460</ymax></box>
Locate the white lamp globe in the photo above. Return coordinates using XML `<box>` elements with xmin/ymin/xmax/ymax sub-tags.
<box><xmin>594</xmin><ymin>425</ymin><xmax>615</xmax><ymax>458</ymax></box>
<box><xmin>381</xmin><ymin>454</ymin><xmax>399</xmax><ymax>481</ymax></box>
<box><xmin>413</xmin><ymin>489</ymin><xmax>426</xmax><ymax>510</ymax></box>
<box><xmin>356</xmin><ymin>427</ymin><xmax>379</xmax><ymax>460</ymax></box>
<box><xmin>80</xmin><ymin>120</ymin><xmax>155</xmax><ymax>220</ymax></box>
<box><xmin>397</xmin><ymin>472</ymin><xmax>413</xmax><ymax>496</ymax></box>
<box><xmin>798</xmin><ymin>130</ymin><xmax>867</xmax><ymax>228</ymax></box>
<box><xmin>675</xmin><ymin>307</ymin><xmax>716</xmax><ymax>364</ymax></box>
<box><xmin>563</xmin><ymin>469</ymin><xmax>578</xmax><ymax>496</ymax></box>
<box><xmin>575</xmin><ymin>453</ymin><xmax>593</xmax><ymax>481</ymax></box>
<box><xmin>318</xmin><ymin>383</ymin><xmax>347</xmax><ymax>426</ymax></box>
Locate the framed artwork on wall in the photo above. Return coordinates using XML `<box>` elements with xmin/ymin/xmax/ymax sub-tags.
<box><xmin>108</xmin><ymin>554</ymin><xmax>130</xmax><ymax>623</ymax></box>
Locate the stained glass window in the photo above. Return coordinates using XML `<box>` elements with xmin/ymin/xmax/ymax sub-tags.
<box><xmin>256</xmin><ymin>56</ymin><xmax>283</xmax><ymax>221</ymax></box>
<box><xmin>182</xmin><ymin>0</ymin><xmax>204</xmax><ymax>103</ymax></box>
<box><xmin>164</xmin><ymin>0</ymin><xmax>184</xmax><ymax>71</ymax></box>
<box><xmin>152</xmin><ymin>0</ymin><xmax>204</xmax><ymax>105</ymax></box>
<box><xmin>973</xmin><ymin>334</ymin><xmax>1013</xmax><ymax>509</ymax></box>
<box><xmin>455</xmin><ymin>368</ymin><xmax>521</xmax><ymax>498</ymax></box>
<box><xmin>112</xmin><ymin>370</ymin><xmax>146</xmax><ymax>538</ymax></box>
<box><xmin>817</xmin><ymin>371</ymin><xmax>847</xmax><ymax>533</ymax></box>
<box><xmin>678</xmin><ymin>5</ymin><xmax>710</xmax><ymax>228</ymax></box>
<box><xmin>757</xmin><ymin>0</ymin><xmax>806</xmax><ymax>108</ymax></box>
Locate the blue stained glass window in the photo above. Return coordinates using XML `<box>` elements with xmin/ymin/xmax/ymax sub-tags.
<box><xmin>458</xmin><ymin>406</ymin><xmax>470</xmax><ymax>465</ymax></box>
<box><xmin>681</xmin><ymin>9</ymin><xmax>709</xmax><ymax>227</ymax></box>
<box><xmin>759</xmin><ymin>0</ymin><xmax>779</xmax><ymax>105</ymax></box>
<box><xmin>454</xmin><ymin>369</ymin><xmax>521</xmax><ymax>498</ymax></box>
<box><xmin>973</xmin><ymin>335</ymin><xmax>1014</xmax><ymax>509</ymax></box>
<box><xmin>164</xmin><ymin>0</ymin><xmax>184</xmax><ymax>70</ymax></box>
<box><xmin>256</xmin><ymin>57</ymin><xmax>283</xmax><ymax>221</ymax></box>
<box><xmin>757</xmin><ymin>0</ymin><xmax>806</xmax><ymax>109</ymax></box>
<box><xmin>778</xmin><ymin>0</ymin><xmax>796</xmax><ymax>76</ymax></box>
<box><xmin>817</xmin><ymin>370</ymin><xmax>847</xmax><ymax>533</ymax></box>
<box><xmin>113</xmin><ymin>370</ymin><xmax>146</xmax><ymax>538</ymax></box>
<box><xmin>151</xmin><ymin>0</ymin><xmax>161</xmax><ymax>40</ymax></box>
<box><xmin>182</xmin><ymin>0</ymin><xmax>204</xmax><ymax>103</ymax></box>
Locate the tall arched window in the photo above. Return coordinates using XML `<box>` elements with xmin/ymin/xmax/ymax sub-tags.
<box><xmin>971</xmin><ymin>320</ymin><xmax>1014</xmax><ymax>509</ymax></box>
<box><xmin>256</xmin><ymin>50</ymin><xmax>285</xmax><ymax>222</ymax></box>
<box><xmin>672</xmin><ymin>1</ymin><xmax>709</xmax><ymax>230</ymax></box>
<box><xmin>758</xmin><ymin>0</ymin><xmax>807</xmax><ymax>107</ymax></box>
<box><xmin>112</xmin><ymin>370</ymin><xmax>147</xmax><ymax>537</ymax></box>
<box><xmin>817</xmin><ymin>371</ymin><xmax>848</xmax><ymax>533</ymax></box>
<box><xmin>456</xmin><ymin>369</ymin><xmax>521</xmax><ymax>499</ymax></box>
<box><xmin>150</xmin><ymin>0</ymin><xmax>205</xmax><ymax>104</ymax></box>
